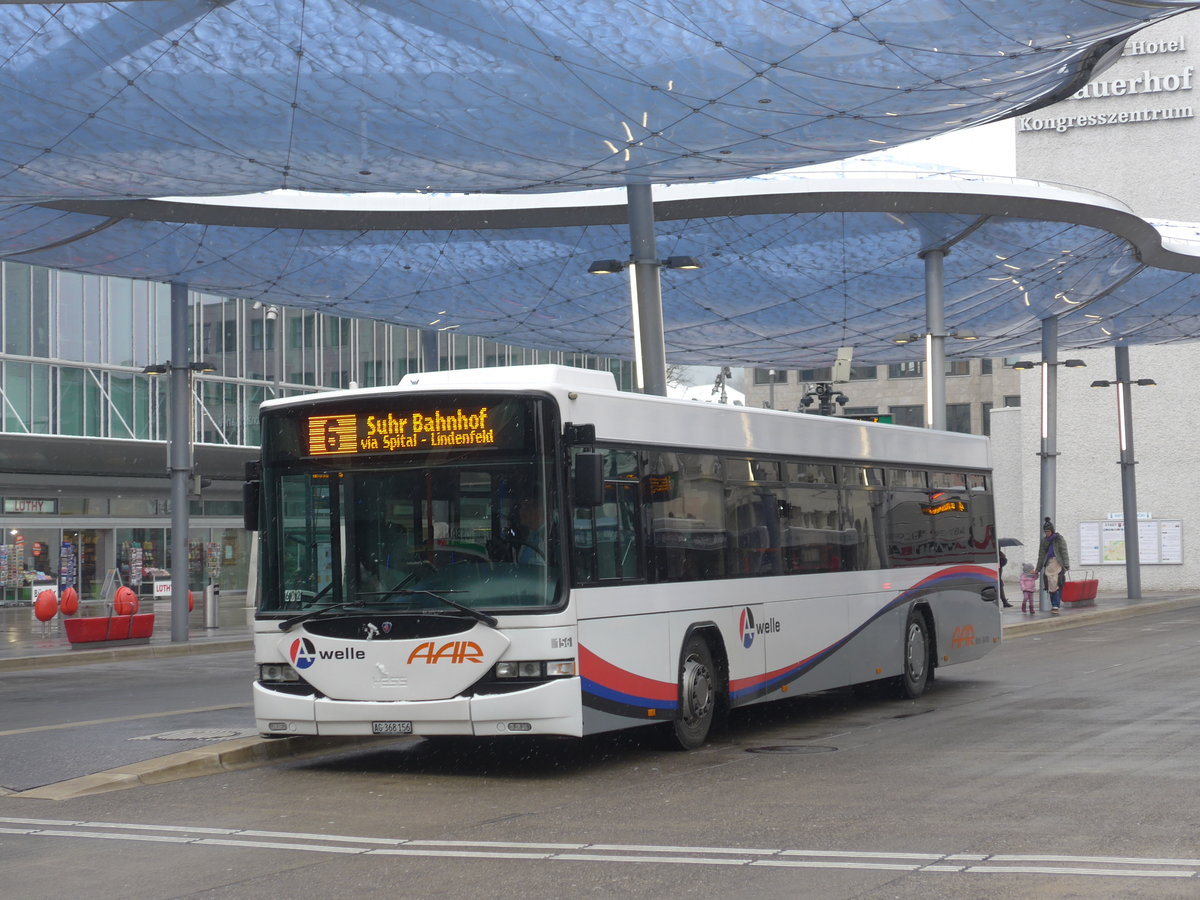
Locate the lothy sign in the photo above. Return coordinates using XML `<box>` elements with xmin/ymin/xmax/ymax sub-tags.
<box><xmin>3</xmin><ymin>498</ymin><xmax>58</xmax><ymax>514</ymax></box>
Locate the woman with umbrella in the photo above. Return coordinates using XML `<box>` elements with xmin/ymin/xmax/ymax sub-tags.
<box><xmin>996</xmin><ymin>537</ymin><xmax>1021</xmax><ymax>608</ymax></box>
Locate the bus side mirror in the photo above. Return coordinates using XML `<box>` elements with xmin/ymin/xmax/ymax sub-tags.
<box><xmin>243</xmin><ymin>460</ymin><xmax>261</xmax><ymax>532</ymax></box>
<box><xmin>573</xmin><ymin>453</ymin><xmax>604</xmax><ymax>508</ymax></box>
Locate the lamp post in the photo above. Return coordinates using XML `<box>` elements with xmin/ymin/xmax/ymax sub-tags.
<box><xmin>1090</xmin><ymin>345</ymin><xmax>1155</xmax><ymax>600</ymax></box>
<box><xmin>768</xmin><ymin>369</ymin><xmax>775</xmax><ymax>410</ymax></box>
<box><xmin>891</xmin><ymin>328</ymin><xmax>978</xmax><ymax>429</ymax></box>
<box><xmin>587</xmin><ymin>249</ymin><xmax>702</xmax><ymax>396</ymax></box>
<box><xmin>144</xmin><ymin>287</ymin><xmax>216</xmax><ymax>643</ymax></box>
<box><xmin>1011</xmin><ymin>319</ymin><xmax>1086</xmax><ymax>611</ymax></box>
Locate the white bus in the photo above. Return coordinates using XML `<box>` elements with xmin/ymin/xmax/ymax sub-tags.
<box><xmin>247</xmin><ymin>365</ymin><xmax>1000</xmax><ymax>749</ymax></box>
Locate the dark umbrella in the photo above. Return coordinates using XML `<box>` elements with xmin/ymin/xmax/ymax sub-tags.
<box><xmin>998</xmin><ymin>537</ymin><xmax>1023</xmax><ymax>547</ymax></box>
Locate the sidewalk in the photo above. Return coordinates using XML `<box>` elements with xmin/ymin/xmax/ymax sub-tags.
<box><xmin>1000</xmin><ymin>589</ymin><xmax>1200</xmax><ymax>636</ymax></box>
<box><xmin>4</xmin><ymin>588</ymin><xmax>1200</xmax><ymax>672</ymax></box>
<box><xmin>0</xmin><ymin>592</ymin><xmax>253</xmax><ymax>672</ymax></box>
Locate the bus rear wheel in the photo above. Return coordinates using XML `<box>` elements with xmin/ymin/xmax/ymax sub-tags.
<box><xmin>894</xmin><ymin>607</ymin><xmax>931</xmax><ymax>700</ymax></box>
<box><xmin>670</xmin><ymin>635</ymin><xmax>717</xmax><ymax>750</ymax></box>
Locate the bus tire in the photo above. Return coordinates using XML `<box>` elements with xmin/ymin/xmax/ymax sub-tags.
<box><xmin>894</xmin><ymin>606</ymin><xmax>931</xmax><ymax>700</ymax></box>
<box><xmin>670</xmin><ymin>634</ymin><xmax>717</xmax><ymax>750</ymax></box>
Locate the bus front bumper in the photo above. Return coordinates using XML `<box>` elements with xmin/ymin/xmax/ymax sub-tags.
<box><xmin>253</xmin><ymin>677</ymin><xmax>583</xmax><ymax>738</ymax></box>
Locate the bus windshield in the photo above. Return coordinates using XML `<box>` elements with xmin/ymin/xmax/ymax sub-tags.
<box><xmin>257</xmin><ymin>394</ymin><xmax>561</xmax><ymax>617</ymax></box>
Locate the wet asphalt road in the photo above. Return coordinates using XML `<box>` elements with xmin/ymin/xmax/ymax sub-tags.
<box><xmin>3</xmin><ymin>607</ymin><xmax>1200</xmax><ymax>898</ymax></box>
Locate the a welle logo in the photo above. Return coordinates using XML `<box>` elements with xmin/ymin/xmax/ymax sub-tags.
<box><xmin>289</xmin><ymin>637</ymin><xmax>365</xmax><ymax>668</ymax></box>
<box><xmin>739</xmin><ymin>607</ymin><xmax>781</xmax><ymax>649</ymax></box>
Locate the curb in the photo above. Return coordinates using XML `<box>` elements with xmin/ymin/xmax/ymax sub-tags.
<box><xmin>12</xmin><ymin>734</ymin><xmax>401</xmax><ymax>801</ymax></box>
<box><xmin>0</xmin><ymin>639</ymin><xmax>254</xmax><ymax>672</ymax></box>
<box><xmin>1002</xmin><ymin>594</ymin><xmax>1200</xmax><ymax>638</ymax></box>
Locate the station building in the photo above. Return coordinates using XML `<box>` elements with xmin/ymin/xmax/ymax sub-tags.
<box><xmin>1000</xmin><ymin>11</ymin><xmax>1200</xmax><ymax>592</ymax></box>
<box><xmin>744</xmin><ymin>10</ymin><xmax>1200</xmax><ymax>592</ymax></box>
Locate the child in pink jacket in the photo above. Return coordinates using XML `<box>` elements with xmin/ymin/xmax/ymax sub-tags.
<box><xmin>1019</xmin><ymin>563</ymin><xmax>1038</xmax><ymax>614</ymax></box>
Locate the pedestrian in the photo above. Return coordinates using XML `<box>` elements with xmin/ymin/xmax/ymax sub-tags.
<box><xmin>1019</xmin><ymin>562</ymin><xmax>1038</xmax><ymax>614</ymax></box>
<box><xmin>998</xmin><ymin>548</ymin><xmax>1013</xmax><ymax>607</ymax></box>
<box><xmin>1035</xmin><ymin>517</ymin><xmax>1070</xmax><ymax>615</ymax></box>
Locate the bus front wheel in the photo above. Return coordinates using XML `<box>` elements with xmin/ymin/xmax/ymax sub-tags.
<box><xmin>894</xmin><ymin>607</ymin><xmax>931</xmax><ymax>700</ymax></box>
<box><xmin>671</xmin><ymin>635</ymin><xmax>717</xmax><ymax>750</ymax></box>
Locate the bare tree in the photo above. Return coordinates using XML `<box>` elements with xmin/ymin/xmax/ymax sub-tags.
<box><xmin>665</xmin><ymin>364</ymin><xmax>692</xmax><ymax>388</ymax></box>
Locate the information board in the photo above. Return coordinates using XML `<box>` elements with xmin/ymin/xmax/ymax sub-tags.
<box><xmin>1078</xmin><ymin>520</ymin><xmax>1182</xmax><ymax>565</ymax></box>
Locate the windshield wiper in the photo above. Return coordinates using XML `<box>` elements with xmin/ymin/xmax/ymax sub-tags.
<box><xmin>278</xmin><ymin>602</ymin><xmax>367</xmax><ymax>632</ymax></box>
<box><xmin>356</xmin><ymin>587</ymin><xmax>497</xmax><ymax>629</ymax></box>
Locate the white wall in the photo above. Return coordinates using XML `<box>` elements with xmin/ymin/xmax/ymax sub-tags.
<box><xmin>989</xmin><ymin>406</ymin><xmax>1026</xmax><ymax>581</ymax></box>
<box><xmin>1015</xmin><ymin>15</ymin><xmax>1200</xmax><ymax>222</ymax></box>
<box><xmin>992</xmin><ymin>344</ymin><xmax>1200</xmax><ymax>593</ymax></box>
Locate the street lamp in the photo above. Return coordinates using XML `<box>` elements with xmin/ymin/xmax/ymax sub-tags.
<box><xmin>143</xmin><ymin>361</ymin><xmax>216</xmax><ymax>376</ymax></box>
<box><xmin>892</xmin><ymin>328</ymin><xmax>982</xmax><ymax>428</ymax></box>
<box><xmin>587</xmin><ymin>255</ymin><xmax>703</xmax><ymax>275</ymax></box>
<box><xmin>587</xmin><ymin>251</ymin><xmax>704</xmax><ymax>396</ymax></box>
<box><xmin>142</xmin><ymin>355</ymin><xmax>215</xmax><ymax>641</ymax></box>
<box><xmin>1011</xmin><ymin>322</ymin><xmax>1088</xmax><ymax>611</ymax></box>
<box><xmin>892</xmin><ymin>329</ymin><xmax>978</xmax><ymax>344</ymax></box>
<box><xmin>1090</xmin><ymin>347</ymin><xmax>1155</xmax><ymax>599</ymax></box>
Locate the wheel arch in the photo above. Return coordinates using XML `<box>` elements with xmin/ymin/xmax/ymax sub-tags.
<box><xmin>912</xmin><ymin>600</ymin><xmax>938</xmax><ymax>675</ymax></box>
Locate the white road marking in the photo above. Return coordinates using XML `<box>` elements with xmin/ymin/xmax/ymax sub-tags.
<box><xmin>0</xmin><ymin>704</ymin><xmax>250</xmax><ymax>737</ymax></box>
<box><xmin>0</xmin><ymin>817</ymin><xmax>1195</xmax><ymax>879</ymax></box>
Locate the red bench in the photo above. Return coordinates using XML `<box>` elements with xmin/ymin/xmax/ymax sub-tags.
<box><xmin>64</xmin><ymin>613</ymin><xmax>155</xmax><ymax>645</ymax></box>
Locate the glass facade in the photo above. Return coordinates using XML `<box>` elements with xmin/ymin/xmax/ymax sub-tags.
<box><xmin>0</xmin><ymin>262</ymin><xmax>632</xmax><ymax>604</ymax></box>
<box><xmin>0</xmin><ymin>266</ymin><xmax>632</xmax><ymax>446</ymax></box>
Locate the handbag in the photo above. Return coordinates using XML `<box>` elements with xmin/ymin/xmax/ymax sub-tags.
<box><xmin>1043</xmin><ymin>557</ymin><xmax>1064</xmax><ymax>592</ymax></box>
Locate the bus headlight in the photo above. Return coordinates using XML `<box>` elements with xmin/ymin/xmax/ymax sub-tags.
<box><xmin>259</xmin><ymin>663</ymin><xmax>301</xmax><ymax>683</ymax></box>
<box><xmin>495</xmin><ymin>660</ymin><xmax>576</xmax><ymax>679</ymax></box>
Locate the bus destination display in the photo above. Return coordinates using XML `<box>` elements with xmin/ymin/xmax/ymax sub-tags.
<box><xmin>307</xmin><ymin>406</ymin><xmax>503</xmax><ymax>457</ymax></box>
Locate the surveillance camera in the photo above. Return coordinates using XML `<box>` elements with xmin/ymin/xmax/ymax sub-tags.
<box><xmin>265</xmin><ymin>306</ymin><xmax>278</xmax><ymax>322</ymax></box>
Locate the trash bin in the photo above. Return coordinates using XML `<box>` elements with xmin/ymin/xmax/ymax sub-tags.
<box><xmin>204</xmin><ymin>584</ymin><xmax>219</xmax><ymax>629</ymax></box>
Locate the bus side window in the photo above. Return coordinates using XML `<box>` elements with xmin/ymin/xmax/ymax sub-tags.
<box><xmin>649</xmin><ymin>452</ymin><xmax>726</xmax><ymax>583</ymax></box>
<box><xmin>840</xmin><ymin>466</ymin><xmax>884</xmax><ymax>572</ymax></box>
<box><xmin>724</xmin><ymin>458</ymin><xmax>783</xmax><ymax>578</ymax></box>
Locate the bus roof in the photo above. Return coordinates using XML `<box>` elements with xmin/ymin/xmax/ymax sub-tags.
<box><xmin>260</xmin><ymin>364</ymin><xmax>990</xmax><ymax>471</ymax></box>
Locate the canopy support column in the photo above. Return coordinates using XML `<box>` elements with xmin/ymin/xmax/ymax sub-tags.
<box><xmin>922</xmin><ymin>249</ymin><xmax>946</xmax><ymax>430</ymax></box>
<box><xmin>627</xmin><ymin>183</ymin><xmax>667</xmax><ymax>397</ymax></box>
